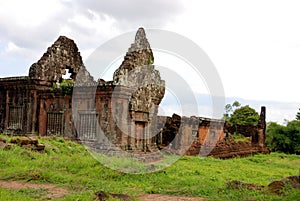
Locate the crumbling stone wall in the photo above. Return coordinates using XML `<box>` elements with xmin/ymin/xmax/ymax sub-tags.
<box><xmin>157</xmin><ymin>114</ymin><xmax>181</xmax><ymax>148</ymax></box>
<box><xmin>157</xmin><ymin>107</ymin><xmax>269</xmax><ymax>158</ymax></box>
<box><xmin>0</xmin><ymin>77</ymin><xmax>39</xmax><ymax>135</ymax></box>
<box><xmin>205</xmin><ymin>107</ymin><xmax>269</xmax><ymax>159</ymax></box>
<box><xmin>0</xmin><ymin>35</ymin><xmax>97</xmax><ymax>138</ymax></box>
<box><xmin>29</xmin><ymin>36</ymin><xmax>93</xmax><ymax>84</ymax></box>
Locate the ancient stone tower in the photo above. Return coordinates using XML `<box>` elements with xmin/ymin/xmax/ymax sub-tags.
<box><xmin>110</xmin><ymin>27</ymin><xmax>165</xmax><ymax>153</ymax></box>
<box><xmin>70</xmin><ymin>28</ymin><xmax>165</xmax><ymax>159</ymax></box>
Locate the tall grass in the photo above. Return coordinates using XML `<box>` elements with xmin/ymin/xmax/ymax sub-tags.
<box><xmin>0</xmin><ymin>135</ymin><xmax>299</xmax><ymax>200</ymax></box>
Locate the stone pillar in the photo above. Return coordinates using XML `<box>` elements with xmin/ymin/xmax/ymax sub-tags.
<box><xmin>149</xmin><ymin>104</ymin><xmax>158</xmax><ymax>148</ymax></box>
<box><xmin>130</xmin><ymin>115</ymin><xmax>136</xmax><ymax>151</ymax></box>
<box><xmin>257</xmin><ymin>106</ymin><xmax>266</xmax><ymax>148</ymax></box>
<box><xmin>38</xmin><ymin>99</ymin><xmax>47</xmax><ymax>136</ymax></box>
<box><xmin>121</xmin><ymin>100</ymin><xmax>129</xmax><ymax>148</ymax></box>
<box><xmin>126</xmin><ymin>116</ymin><xmax>131</xmax><ymax>150</ymax></box>
<box><xmin>146</xmin><ymin>121</ymin><xmax>150</xmax><ymax>150</ymax></box>
<box><xmin>4</xmin><ymin>90</ymin><xmax>9</xmax><ymax>131</ymax></box>
<box><xmin>31</xmin><ymin>90</ymin><xmax>38</xmax><ymax>134</ymax></box>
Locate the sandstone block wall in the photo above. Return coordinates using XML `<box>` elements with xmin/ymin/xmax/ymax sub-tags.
<box><xmin>157</xmin><ymin>107</ymin><xmax>269</xmax><ymax>158</ymax></box>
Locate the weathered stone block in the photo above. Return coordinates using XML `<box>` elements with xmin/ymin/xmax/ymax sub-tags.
<box><xmin>0</xmin><ymin>137</ymin><xmax>6</xmax><ymax>143</ymax></box>
<box><xmin>36</xmin><ymin>143</ymin><xmax>45</xmax><ymax>151</ymax></box>
<box><xmin>22</xmin><ymin>144</ymin><xmax>33</xmax><ymax>150</ymax></box>
<box><xmin>17</xmin><ymin>137</ymin><xmax>31</xmax><ymax>145</ymax></box>
<box><xmin>0</xmin><ymin>141</ymin><xmax>6</xmax><ymax>149</ymax></box>
<box><xmin>29</xmin><ymin>137</ymin><xmax>38</xmax><ymax>145</ymax></box>
<box><xmin>10</xmin><ymin>137</ymin><xmax>18</xmax><ymax>144</ymax></box>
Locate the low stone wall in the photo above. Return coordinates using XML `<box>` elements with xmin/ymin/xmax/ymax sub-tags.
<box><xmin>206</xmin><ymin>136</ymin><xmax>270</xmax><ymax>159</ymax></box>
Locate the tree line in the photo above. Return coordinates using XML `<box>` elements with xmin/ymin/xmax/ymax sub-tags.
<box><xmin>266</xmin><ymin>109</ymin><xmax>300</xmax><ymax>154</ymax></box>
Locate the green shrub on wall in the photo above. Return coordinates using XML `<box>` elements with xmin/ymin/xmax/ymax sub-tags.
<box><xmin>60</xmin><ymin>79</ymin><xmax>74</xmax><ymax>95</ymax></box>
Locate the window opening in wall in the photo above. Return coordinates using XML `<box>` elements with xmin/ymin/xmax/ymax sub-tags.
<box><xmin>78</xmin><ymin>111</ymin><xmax>98</xmax><ymax>141</ymax></box>
<box><xmin>62</xmin><ymin>68</ymin><xmax>72</xmax><ymax>79</ymax></box>
<box><xmin>8</xmin><ymin>106</ymin><xmax>24</xmax><ymax>130</ymax></box>
<box><xmin>46</xmin><ymin>112</ymin><xmax>64</xmax><ymax>136</ymax></box>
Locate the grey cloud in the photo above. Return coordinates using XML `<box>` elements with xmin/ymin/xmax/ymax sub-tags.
<box><xmin>0</xmin><ymin>13</ymin><xmax>68</xmax><ymax>50</ymax></box>
<box><xmin>0</xmin><ymin>0</ymin><xmax>184</xmax><ymax>61</ymax></box>
<box><xmin>72</xmin><ymin>0</ymin><xmax>184</xmax><ymax>27</ymax></box>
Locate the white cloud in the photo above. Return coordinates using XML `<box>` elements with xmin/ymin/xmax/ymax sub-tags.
<box><xmin>5</xmin><ymin>42</ymin><xmax>20</xmax><ymax>54</ymax></box>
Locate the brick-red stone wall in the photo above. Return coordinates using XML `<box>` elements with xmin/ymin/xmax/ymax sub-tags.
<box><xmin>157</xmin><ymin>107</ymin><xmax>269</xmax><ymax>158</ymax></box>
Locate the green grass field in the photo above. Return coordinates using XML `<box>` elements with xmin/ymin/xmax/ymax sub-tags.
<box><xmin>0</xmin><ymin>135</ymin><xmax>299</xmax><ymax>200</ymax></box>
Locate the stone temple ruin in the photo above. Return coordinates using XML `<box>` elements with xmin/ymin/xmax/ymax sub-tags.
<box><xmin>0</xmin><ymin>28</ymin><xmax>269</xmax><ymax>159</ymax></box>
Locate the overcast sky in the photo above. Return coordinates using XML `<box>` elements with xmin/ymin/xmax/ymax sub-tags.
<box><xmin>0</xmin><ymin>0</ymin><xmax>300</xmax><ymax>123</ymax></box>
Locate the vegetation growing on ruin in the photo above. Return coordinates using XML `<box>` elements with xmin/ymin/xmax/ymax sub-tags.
<box><xmin>230</xmin><ymin>132</ymin><xmax>251</xmax><ymax>143</ymax></box>
<box><xmin>0</xmin><ymin>135</ymin><xmax>299</xmax><ymax>200</ymax></box>
<box><xmin>60</xmin><ymin>79</ymin><xmax>74</xmax><ymax>95</ymax></box>
<box><xmin>50</xmin><ymin>79</ymin><xmax>74</xmax><ymax>95</ymax></box>
<box><xmin>147</xmin><ymin>57</ymin><xmax>153</xmax><ymax>65</ymax></box>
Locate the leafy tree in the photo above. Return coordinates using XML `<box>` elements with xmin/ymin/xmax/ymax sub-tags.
<box><xmin>266</xmin><ymin>120</ymin><xmax>300</xmax><ymax>154</ymax></box>
<box><xmin>229</xmin><ymin>105</ymin><xmax>259</xmax><ymax>125</ymax></box>
<box><xmin>223</xmin><ymin>101</ymin><xmax>241</xmax><ymax>120</ymax></box>
<box><xmin>296</xmin><ymin>108</ymin><xmax>300</xmax><ymax>121</ymax></box>
<box><xmin>285</xmin><ymin>120</ymin><xmax>300</xmax><ymax>154</ymax></box>
<box><xmin>266</xmin><ymin>122</ymin><xmax>289</xmax><ymax>152</ymax></box>
<box><xmin>232</xmin><ymin>101</ymin><xmax>241</xmax><ymax>108</ymax></box>
<box><xmin>223</xmin><ymin>104</ymin><xmax>232</xmax><ymax>119</ymax></box>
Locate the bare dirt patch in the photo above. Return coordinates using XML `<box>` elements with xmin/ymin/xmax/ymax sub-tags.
<box><xmin>137</xmin><ymin>194</ymin><xmax>206</xmax><ymax>201</ymax></box>
<box><xmin>0</xmin><ymin>180</ymin><xmax>68</xmax><ymax>199</ymax></box>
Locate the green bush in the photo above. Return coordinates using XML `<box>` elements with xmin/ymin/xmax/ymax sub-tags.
<box><xmin>60</xmin><ymin>79</ymin><xmax>74</xmax><ymax>95</ymax></box>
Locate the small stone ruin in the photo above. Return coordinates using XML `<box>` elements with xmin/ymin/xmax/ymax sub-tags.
<box><xmin>0</xmin><ymin>136</ymin><xmax>45</xmax><ymax>152</ymax></box>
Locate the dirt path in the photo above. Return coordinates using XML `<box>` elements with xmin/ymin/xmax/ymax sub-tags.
<box><xmin>0</xmin><ymin>180</ymin><xmax>206</xmax><ymax>201</ymax></box>
<box><xmin>137</xmin><ymin>194</ymin><xmax>206</xmax><ymax>201</ymax></box>
<box><xmin>0</xmin><ymin>180</ymin><xmax>68</xmax><ymax>199</ymax></box>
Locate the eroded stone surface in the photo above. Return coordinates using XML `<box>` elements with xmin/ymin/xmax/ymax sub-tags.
<box><xmin>113</xmin><ymin>27</ymin><xmax>165</xmax><ymax>112</ymax></box>
<box><xmin>113</xmin><ymin>28</ymin><xmax>154</xmax><ymax>82</ymax></box>
<box><xmin>29</xmin><ymin>36</ymin><xmax>93</xmax><ymax>84</ymax></box>
<box><xmin>157</xmin><ymin>107</ymin><xmax>269</xmax><ymax>158</ymax></box>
